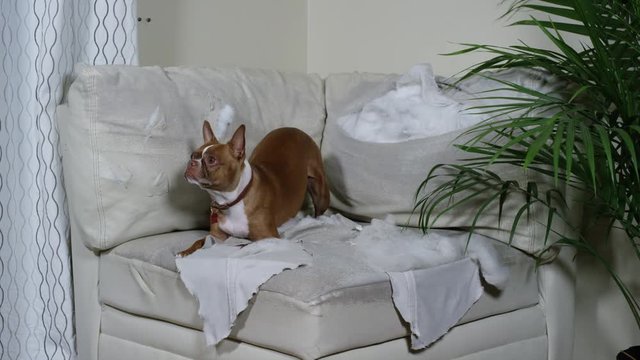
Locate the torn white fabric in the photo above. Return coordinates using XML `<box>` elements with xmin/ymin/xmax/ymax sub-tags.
<box><xmin>351</xmin><ymin>217</ymin><xmax>508</xmax><ymax>349</ymax></box>
<box><xmin>388</xmin><ymin>258</ymin><xmax>483</xmax><ymax>349</ymax></box>
<box><xmin>176</xmin><ymin>213</ymin><xmax>508</xmax><ymax>348</ymax></box>
<box><xmin>175</xmin><ymin>236</ymin><xmax>312</xmax><ymax>345</ymax></box>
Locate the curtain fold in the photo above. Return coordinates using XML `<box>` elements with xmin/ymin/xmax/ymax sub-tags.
<box><xmin>0</xmin><ymin>0</ymin><xmax>137</xmax><ymax>358</ymax></box>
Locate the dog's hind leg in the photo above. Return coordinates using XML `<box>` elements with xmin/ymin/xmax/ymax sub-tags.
<box><xmin>307</xmin><ymin>162</ymin><xmax>330</xmax><ymax>217</ymax></box>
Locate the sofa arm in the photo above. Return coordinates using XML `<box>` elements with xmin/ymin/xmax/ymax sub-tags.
<box><xmin>70</xmin><ymin>221</ymin><xmax>101</xmax><ymax>360</ymax></box>
<box><xmin>538</xmin><ymin>246</ymin><xmax>577</xmax><ymax>360</ymax></box>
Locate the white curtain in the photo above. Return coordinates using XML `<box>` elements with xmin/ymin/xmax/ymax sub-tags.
<box><xmin>0</xmin><ymin>0</ymin><xmax>137</xmax><ymax>359</ymax></box>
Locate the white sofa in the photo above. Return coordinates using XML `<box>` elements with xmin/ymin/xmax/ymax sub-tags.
<box><xmin>57</xmin><ymin>65</ymin><xmax>576</xmax><ymax>360</ymax></box>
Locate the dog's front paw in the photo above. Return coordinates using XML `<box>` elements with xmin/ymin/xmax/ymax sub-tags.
<box><xmin>176</xmin><ymin>238</ymin><xmax>206</xmax><ymax>258</ymax></box>
<box><xmin>176</xmin><ymin>249</ymin><xmax>191</xmax><ymax>258</ymax></box>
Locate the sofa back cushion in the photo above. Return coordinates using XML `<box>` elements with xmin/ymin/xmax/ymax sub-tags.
<box><xmin>322</xmin><ymin>73</ymin><xmax>576</xmax><ymax>256</ymax></box>
<box><xmin>58</xmin><ymin>65</ymin><xmax>325</xmax><ymax>251</ymax></box>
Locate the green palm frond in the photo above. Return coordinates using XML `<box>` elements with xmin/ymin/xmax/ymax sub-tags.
<box><xmin>417</xmin><ymin>0</ymin><xmax>640</xmax><ymax>329</ymax></box>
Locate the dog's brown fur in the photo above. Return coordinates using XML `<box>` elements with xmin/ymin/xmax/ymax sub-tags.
<box><xmin>178</xmin><ymin>122</ymin><xmax>329</xmax><ymax>257</ymax></box>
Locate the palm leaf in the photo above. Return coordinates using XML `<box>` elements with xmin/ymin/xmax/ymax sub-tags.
<box><xmin>416</xmin><ymin>0</ymin><xmax>640</xmax><ymax>331</ymax></box>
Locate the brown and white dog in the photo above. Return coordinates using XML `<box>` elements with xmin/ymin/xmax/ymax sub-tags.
<box><xmin>178</xmin><ymin>121</ymin><xmax>330</xmax><ymax>257</ymax></box>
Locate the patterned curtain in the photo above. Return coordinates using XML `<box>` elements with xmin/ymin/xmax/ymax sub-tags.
<box><xmin>0</xmin><ymin>0</ymin><xmax>137</xmax><ymax>359</ymax></box>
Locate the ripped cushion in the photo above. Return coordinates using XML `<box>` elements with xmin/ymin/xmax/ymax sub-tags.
<box><xmin>321</xmin><ymin>72</ymin><xmax>577</xmax><ymax>256</ymax></box>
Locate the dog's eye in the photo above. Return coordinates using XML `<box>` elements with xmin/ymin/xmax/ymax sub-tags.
<box><xmin>204</xmin><ymin>156</ymin><xmax>217</xmax><ymax>166</ymax></box>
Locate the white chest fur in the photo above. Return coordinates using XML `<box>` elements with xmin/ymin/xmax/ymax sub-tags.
<box><xmin>218</xmin><ymin>201</ymin><xmax>250</xmax><ymax>238</ymax></box>
<box><xmin>207</xmin><ymin>160</ymin><xmax>252</xmax><ymax>239</ymax></box>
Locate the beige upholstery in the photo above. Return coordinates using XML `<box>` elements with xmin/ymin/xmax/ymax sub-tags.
<box><xmin>99</xmin><ymin>229</ymin><xmax>540</xmax><ymax>359</ymax></box>
<box><xmin>100</xmin><ymin>305</ymin><xmax>548</xmax><ymax>360</ymax></box>
<box><xmin>57</xmin><ymin>65</ymin><xmax>577</xmax><ymax>360</ymax></box>
<box><xmin>60</xmin><ymin>65</ymin><xmax>325</xmax><ymax>251</ymax></box>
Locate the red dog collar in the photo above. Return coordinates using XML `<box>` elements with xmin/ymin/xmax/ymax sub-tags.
<box><xmin>210</xmin><ymin>173</ymin><xmax>254</xmax><ymax>215</ymax></box>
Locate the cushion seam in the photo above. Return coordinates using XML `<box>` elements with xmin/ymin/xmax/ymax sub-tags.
<box><xmin>87</xmin><ymin>69</ymin><xmax>106</xmax><ymax>249</ymax></box>
<box><xmin>104</xmin><ymin>253</ymin><xmax>181</xmax><ymax>278</ymax></box>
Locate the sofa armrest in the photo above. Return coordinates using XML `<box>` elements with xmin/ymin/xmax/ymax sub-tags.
<box><xmin>70</xmin><ymin>221</ymin><xmax>101</xmax><ymax>360</ymax></box>
<box><xmin>538</xmin><ymin>246</ymin><xmax>577</xmax><ymax>360</ymax></box>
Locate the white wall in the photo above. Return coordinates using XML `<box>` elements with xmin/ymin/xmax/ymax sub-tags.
<box><xmin>306</xmin><ymin>0</ymin><xmax>563</xmax><ymax>77</ymax></box>
<box><xmin>137</xmin><ymin>0</ymin><xmax>574</xmax><ymax>77</ymax></box>
<box><xmin>138</xmin><ymin>0</ymin><xmax>307</xmax><ymax>72</ymax></box>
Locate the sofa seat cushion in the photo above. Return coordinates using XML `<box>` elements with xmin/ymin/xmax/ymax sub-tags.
<box><xmin>99</xmin><ymin>229</ymin><xmax>539</xmax><ymax>359</ymax></box>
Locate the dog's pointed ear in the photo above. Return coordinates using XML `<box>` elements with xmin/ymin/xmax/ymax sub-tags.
<box><xmin>228</xmin><ymin>124</ymin><xmax>245</xmax><ymax>160</ymax></box>
<box><xmin>202</xmin><ymin>121</ymin><xmax>218</xmax><ymax>144</ymax></box>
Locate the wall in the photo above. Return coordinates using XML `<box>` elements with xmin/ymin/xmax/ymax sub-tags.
<box><xmin>306</xmin><ymin>0</ymin><xmax>562</xmax><ymax>77</ymax></box>
<box><xmin>137</xmin><ymin>0</ymin><xmax>307</xmax><ymax>72</ymax></box>
<box><xmin>137</xmin><ymin>0</ymin><xmax>562</xmax><ymax>77</ymax></box>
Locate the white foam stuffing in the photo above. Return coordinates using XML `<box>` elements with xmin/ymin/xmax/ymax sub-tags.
<box><xmin>338</xmin><ymin>63</ymin><xmax>561</xmax><ymax>143</ymax></box>
<box><xmin>351</xmin><ymin>217</ymin><xmax>509</xmax><ymax>288</ymax></box>
<box><xmin>338</xmin><ymin>64</ymin><xmax>475</xmax><ymax>143</ymax></box>
<box><xmin>213</xmin><ymin>104</ymin><xmax>235</xmax><ymax>140</ymax></box>
<box><xmin>204</xmin><ymin>96</ymin><xmax>236</xmax><ymax>140</ymax></box>
<box><xmin>147</xmin><ymin>171</ymin><xmax>169</xmax><ymax>197</ymax></box>
<box><xmin>280</xmin><ymin>213</ymin><xmax>509</xmax><ymax>289</ymax></box>
<box><xmin>144</xmin><ymin>105</ymin><xmax>167</xmax><ymax>142</ymax></box>
<box><xmin>101</xmin><ymin>163</ymin><xmax>132</xmax><ymax>188</ymax></box>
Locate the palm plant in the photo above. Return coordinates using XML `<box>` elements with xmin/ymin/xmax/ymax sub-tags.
<box><xmin>416</xmin><ymin>0</ymin><xmax>640</xmax><ymax>328</ymax></box>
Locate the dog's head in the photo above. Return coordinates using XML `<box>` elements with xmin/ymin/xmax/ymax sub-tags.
<box><xmin>185</xmin><ymin>121</ymin><xmax>246</xmax><ymax>192</ymax></box>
